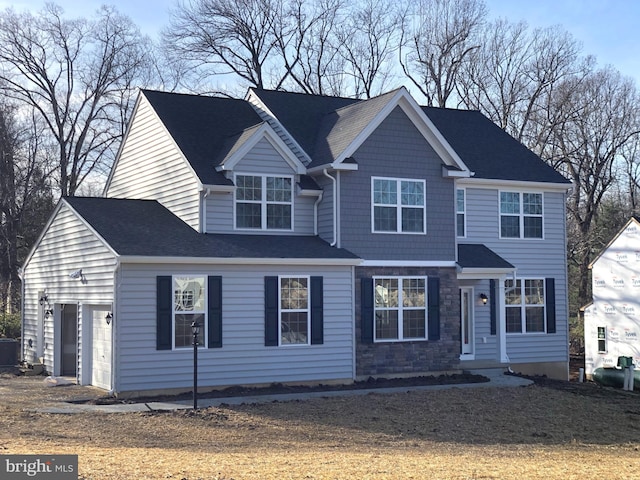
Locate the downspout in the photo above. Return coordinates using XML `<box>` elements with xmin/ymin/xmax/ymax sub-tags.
<box><xmin>201</xmin><ymin>188</ymin><xmax>211</xmax><ymax>233</ymax></box>
<box><xmin>18</xmin><ymin>267</ymin><xmax>24</xmax><ymax>365</ymax></box>
<box><xmin>313</xmin><ymin>191</ymin><xmax>323</xmax><ymax>236</ymax></box>
<box><xmin>323</xmin><ymin>169</ymin><xmax>337</xmax><ymax>246</ymax></box>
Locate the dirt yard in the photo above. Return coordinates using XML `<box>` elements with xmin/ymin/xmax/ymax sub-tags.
<box><xmin>1</xmin><ymin>372</ymin><xmax>639</xmax><ymax>480</ymax></box>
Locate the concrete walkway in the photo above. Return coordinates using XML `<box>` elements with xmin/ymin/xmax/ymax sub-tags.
<box><xmin>36</xmin><ymin>369</ymin><xmax>533</xmax><ymax>414</ymax></box>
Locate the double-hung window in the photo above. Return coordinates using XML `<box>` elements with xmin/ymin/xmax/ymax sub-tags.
<box><xmin>280</xmin><ymin>276</ymin><xmax>310</xmax><ymax>345</ymax></box>
<box><xmin>597</xmin><ymin>327</ymin><xmax>607</xmax><ymax>353</ymax></box>
<box><xmin>372</xmin><ymin>177</ymin><xmax>425</xmax><ymax>233</ymax></box>
<box><xmin>456</xmin><ymin>188</ymin><xmax>466</xmax><ymax>237</ymax></box>
<box><xmin>505</xmin><ymin>278</ymin><xmax>545</xmax><ymax>333</ymax></box>
<box><xmin>235</xmin><ymin>174</ymin><xmax>293</xmax><ymax>230</ymax></box>
<box><xmin>374</xmin><ymin>277</ymin><xmax>427</xmax><ymax>341</ymax></box>
<box><xmin>500</xmin><ymin>191</ymin><xmax>543</xmax><ymax>238</ymax></box>
<box><xmin>173</xmin><ymin>276</ymin><xmax>206</xmax><ymax>348</ymax></box>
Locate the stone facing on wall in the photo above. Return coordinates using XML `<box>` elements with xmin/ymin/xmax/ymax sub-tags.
<box><xmin>355</xmin><ymin>266</ymin><xmax>461</xmax><ymax>376</ymax></box>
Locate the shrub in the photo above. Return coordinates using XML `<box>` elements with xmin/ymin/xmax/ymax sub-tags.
<box><xmin>0</xmin><ymin>313</ymin><xmax>21</xmax><ymax>339</ymax></box>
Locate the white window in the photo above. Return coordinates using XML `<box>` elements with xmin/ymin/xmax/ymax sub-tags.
<box><xmin>500</xmin><ymin>191</ymin><xmax>543</xmax><ymax>238</ymax></box>
<box><xmin>505</xmin><ymin>278</ymin><xmax>545</xmax><ymax>333</ymax></box>
<box><xmin>456</xmin><ymin>188</ymin><xmax>466</xmax><ymax>237</ymax></box>
<box><xmin>372</xmin><ymin>177</ymin><xmax>426</xmax><ymax>233</ymax></box>
<box><xmin>173</xmin><ymin>276</ymin><xmax>206</xmax><ymax>348</ymax></box>
<box><xmin>597</xmin><ymin>326</ymin><xmax>607</xmax><ymax>353</ymax></box>
<box><xmin>235</xmin><ymin>174</ymin><xmax>293</xmax><ymax>230</ymax></box>
<box><xmin>374</xmin><ymin>277</ymin><xmax>427</xmax><ymax>341</ymax></box>
<box><xmin>280</xmin><ymin>276</ymin><xmax>310</xmax><ymax>345</ymax></box>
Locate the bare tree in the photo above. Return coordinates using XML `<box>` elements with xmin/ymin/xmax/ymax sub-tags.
<box><xmin>164</xmin><ymin>0</ymin><xmax>279</xmax><ymax>90</ymax></box>
<box><xmin>0</xmin><ymin>4</ymin><xmax>152</xmax><ymax>196</ymax></box>
<box><xmin>273</xmin><ymin>0</ymin><xmax>347</xmax><ymax>95</ymax></box>
<box><xmin>336</xmin><ymin>0</ymin><xmax>401</xmax><ymax>98</ymax></box>
<box><xmin>0</xmin><ymin>101</ymin><xmax>54</xmax><ymax>313</ymax></box>
<box><xmin>399</xmin><ymin>0</ymin><xmax>487</xmax><ymax>107</ymax></box>
<box><xmin>551</xmin><ymin>68</ymin><xmax>640</xmax><ymax>307</ymax></box>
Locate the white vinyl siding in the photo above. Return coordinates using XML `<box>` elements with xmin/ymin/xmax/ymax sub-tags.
<box><xmin>22</xmin><ymin>203</ymin><xmax>117</xmax><ymax>374</ymax></box>
<box><xmin>114</xmin><ymin>263</ymin><xmax>354</xmax><ymax>394</ymax></box>
<box><xmin>106</xmin><ymin>96</ymin><xmax>201</xmax><ymax>230</ymax></box>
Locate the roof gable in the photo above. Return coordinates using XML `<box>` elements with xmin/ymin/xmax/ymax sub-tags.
<box><xmin>252</xmin><ymin>87</ymin><xmax>469</xmax><ymax>174</ymax></box>
<box><xmin>142</xmin><ymin>90</ymin><xmax>264</xmax><ymax>186</ymax></box>
<box><xmin>589</xmin><ymin>216</ymin><xmax>640</xmax><ymax>268</ymax></box>
<box><xmin>215</xmin><ymin>122</ymin><xmax>307</xmax><ymax>175</ymax></box>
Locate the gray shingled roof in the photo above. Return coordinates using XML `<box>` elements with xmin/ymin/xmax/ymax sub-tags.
<box><xmin>424</xmin><ymin>107</ymin><xmax>570</xmax><ymax>184</ymax></box>
<box><xmin>141</xmin><ymin>90</ymin><xmax>263</xmax><ymax>186</ymax></box>
<box><xmin>457</xmin><ymin>244</ymin><xmax>515</xmax><ymax>270</ymax></box>
<box><xmin>64</xmin><ymin>197</ymin><xmax>358</xmax><ymax>260</ymax></box>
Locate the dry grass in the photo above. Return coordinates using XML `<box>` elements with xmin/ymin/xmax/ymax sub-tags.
<box><xmin>1</xmin><ymin>373</ymin><xmax>639</xmax><ymax>479</ymax></box>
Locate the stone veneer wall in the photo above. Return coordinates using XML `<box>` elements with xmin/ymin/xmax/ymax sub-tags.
<box><xmin>355</xmin><ymin>266</ymin><xmax>461</xmax><ymax>377</ymax></box>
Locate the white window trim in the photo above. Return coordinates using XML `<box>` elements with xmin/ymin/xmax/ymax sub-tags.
<box><xmin>597</xmin><ymin>326</ymin><xmax>607</xmax><ymax>353</ymax></box>
<box><xmin>373</xmin><ymin>275</ymin><xmax>429</xmax><ymax>343</ymax></box>
<box><xmin>172</xmin><ymin>275</ymin><xmax>208</xmax><ymax>350</ymax></box>
<box><xmin>498</xmin><ymin>190</ymin><xmax>544</xmax><ymax>240</ymax></box>
<box><xmin>456</xmin><ymin>188</ymin><xmax>466</xmax><ymax>238</ymax></box>
<box><xmin>505</xmin><ymin>277</ymin><xmax>546</xmax><ymax>335</ymax></box>
<box><xmin>234</xmin><ymin>173</ymin><xmax>294</xmax><ymax>231</ymax></box>
<box><xmin>278</xmin><ymin>275</ymin><xmax>311</xmax><ymax>347</ymax></box>
<box><xmin>371</xmin><ymin>176</ymin><xmax>426</xmax><ymax>235</ymax></box>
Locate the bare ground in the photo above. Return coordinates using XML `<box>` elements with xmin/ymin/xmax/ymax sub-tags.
<box><xmin>1</xmin><ymin>372</ymin><xmax>639</xmax><ymax>480</ymax></box>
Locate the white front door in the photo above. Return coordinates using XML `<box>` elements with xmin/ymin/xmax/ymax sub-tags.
<box><xmin>91</xmin><ymin>309</ymin><xmax>112</xmax><ymax>390</ymax></box>
<box><xmin>460</xmin><ymin>288</ymin><xmax>474</xmax><ymax>358</ymax></box>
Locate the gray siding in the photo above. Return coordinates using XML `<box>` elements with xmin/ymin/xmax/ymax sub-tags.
<box><xmin>106</xmin><ymin>96</ymin><xmax>201</xmax><ymax>230</ymax></box>
<box><xmin>464</xmin><ymin>187</ymin><xmax>569</xmax><ymax>363</ymax></box>
<box><xmin>22</xmin><ymin>204</ymin><xmax>117</xmax><ymax>374</ymax></box>
<box><xmin>114</xmin><ymin>263</ymin><xmax>354</xmax><ymax>393</ymax></box>
<box><xmin>207</xmin><ymin>137</ymin><xmax>315</xmax><ymax>234</ymax></box>
<box><xmin>339</xmin><ymin>106</ymin><xmax>456</xmax><ymax>260</ymax></box>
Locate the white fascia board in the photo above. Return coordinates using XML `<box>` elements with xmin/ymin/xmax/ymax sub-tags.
<box><xmin>443</xmin><ymin>166</ymin><xmax>474</xmax><ymax>178</ymax></box>
<box><xmin>456</xmin><ymin>177</ymin><xmax>573</xmax><ymax>191</ymax></box>
<box><xmin>359</xmin><ymin>260</ymin><xmax>458</xmax><ymax>267</ymax></box>
<box><xmin>119</xmin><ymin>255</ymin><xmax>362</xmax><ymax>266</ymax></box>
<box><xmin>22</xmin><ymin>199</ymin><xmax>65</xmax><ymax>271</ymax></box>
<box><xmin>24</xmin><ymin>198</ymin><xmax>119</xmax><ymax>272</ymax></box>
<box><xmin>103</xmin><ymin>89</ymin><xmax>143</xmax><ymax>196</ymax></box>
<box><xmin>457</xmin><ymin>268</ymin><xmax>516</xmax><ymax>280</ymax></box>
<box><xmin>216</xmin><ymin>123</ymin><xmax>307</xmax><ymax>175</ymax></box>
<box><xmin>246</xmin><ymin>89</ymin><xmax>313</xmax><ymax>165</ymax></box>
<box><xmin>333</xmin><ymin>88</ymin><xmax>470</xmax><ymax>175</ymax></box>
<box><xmin>307</xmin><ymin>163</ymin><xmax>359</xmax><ymax>174</ymax></box>
<box><xmin>138</xmin><ymin>91</ymin><xmax>204</xmax><ymax>191</ymax></box>
<box><xmin>202</xmin><ymin>183</ymin><xmax>235</xmax><ymax>193</ymax></box>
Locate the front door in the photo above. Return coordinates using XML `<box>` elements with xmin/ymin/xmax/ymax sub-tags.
<box><xmin>460</xmin><ymin>288</ymin><xmax>474</xmax><ymax>357</ymax></box>
<box><xmin>61</xmin><ymin>304</ymin><xmax>78</xmax><ymax>376</ymax></box>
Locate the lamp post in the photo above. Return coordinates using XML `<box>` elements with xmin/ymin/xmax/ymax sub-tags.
<box><xmin>191</xmin><ymin>320</ymin><xmax>200</xmax><ymax>409</ymax></box>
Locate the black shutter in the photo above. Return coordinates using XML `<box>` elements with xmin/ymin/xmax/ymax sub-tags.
<box><xmin>208</xmin><ymin>276</ymin><xmax>223</xmax><ymax>348</ymax></box>
<box><xmin>427</xmin><ymin>277</ymin><xmax>440</xmax><ymax>341</ymax></box>
<box><xmin>156</xmin><ymin>276</ymin><xmax>172</xmax><ymax>350</ymax></box>
<box><xmin>264</xmin><ymin>276</ymin><xmax>279</xmax><ymax>346</ymax></box>
<box><xmin>310</xmin><ymin>276</ymin><xmax>324</xmax><ymax>345</ymax></box>
<box><xmin>545</xmin><ymin>277</ymin><xmax>556</xmax><ymax>334</ymax></box>
<box><xmin>361</xmin><ymin>277</ymin><xmax>374</xmax><ymax>343</ymax></box>
<box><xmin>489</xmin><ymin>279</ymin><xmax>497</xmax><ymax>335</ymax></box>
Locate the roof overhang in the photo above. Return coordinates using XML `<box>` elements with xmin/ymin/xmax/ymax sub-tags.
<box><xmin>457</xmin><ymin>267</ymin><xmax>516</xmax><ymax>280</ymax></box>
<box><xmin>456</xmin><ymin>177</ymin><xmax>573</xmax><ymax>191</ymax></box>
<box><xmin>118</xmin><ymin>255</ymin><xmax>361</xmax><ymax>266</ymax></box>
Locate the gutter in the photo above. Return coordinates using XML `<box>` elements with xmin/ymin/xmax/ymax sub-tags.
<box><xmin>323</xmin><ymin>169</ymin><xmax>337</xmax><ymax>246</ymax></box>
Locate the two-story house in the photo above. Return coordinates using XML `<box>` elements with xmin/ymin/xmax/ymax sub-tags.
<box><xmin>20</xmin><ymin>87</ymin><xmax>571</xmax><ymax>396</ymax></box>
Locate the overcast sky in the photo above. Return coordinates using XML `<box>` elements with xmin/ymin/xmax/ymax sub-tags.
<box><xmin>3</xmin><ymin>0</ymin><xmax>640</xmax><ymax>85</ymax></box>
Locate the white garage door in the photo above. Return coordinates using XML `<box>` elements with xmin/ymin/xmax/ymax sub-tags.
<box><xmin>91</xmin><ymin>309</ymin><xmax>112</xmax><ymax>390</ymax></box>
